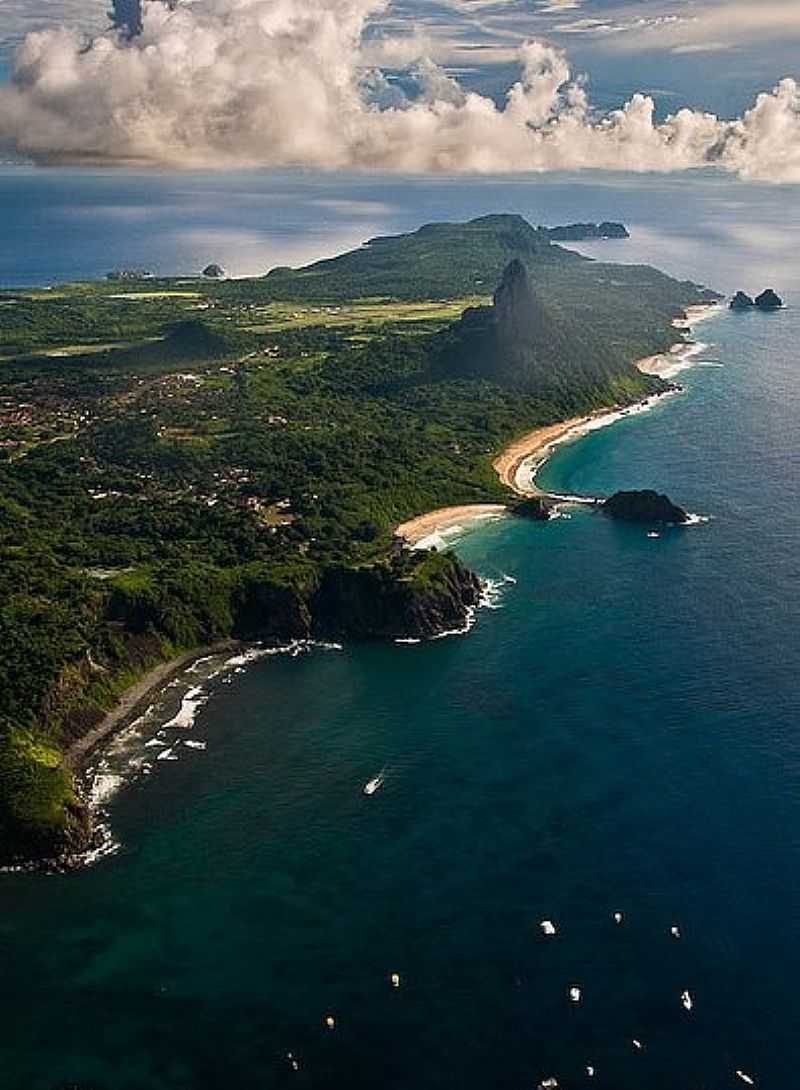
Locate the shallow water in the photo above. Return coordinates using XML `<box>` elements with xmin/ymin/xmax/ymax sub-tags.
<box><xmin>2</xmin><ymin>173</ymin><xmax>800</xmax><ymax>1089</ymax></box>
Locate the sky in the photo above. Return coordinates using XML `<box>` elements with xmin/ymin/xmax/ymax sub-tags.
<box><xmin>0</xmin><ymin>0</ymin><xmax>797</xmax><ymax>176</ymax></box>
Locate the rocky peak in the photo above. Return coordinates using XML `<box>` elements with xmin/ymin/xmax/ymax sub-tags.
<box><xmin>755</xmin><ymin>288</ymin><xmax>783</xmax><ymax>310</ymax></box>
<box><xmin>730</xmin><ymin>291</ymin><xmax>755</xmax><ymax>310</ymax></box>
<box><xmin>493</xmin><ymin>259</ymin><xmax>532</xmax><ymax>316</ymax></box>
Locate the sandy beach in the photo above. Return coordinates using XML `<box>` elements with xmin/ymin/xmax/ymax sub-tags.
<box><xmin>396</xmin><ymin>302</ymin><xmax>721</xmax><ymax>545</ymax></box>
<box><xmin>492</xmin><ymin>414</ymin><xmax>603</xmax><ymax>495</ymax></box>
<box><xmin>395</xmin><ymin>415</ymin><xmax>601</xmax><ymax>545</ymax></box>
<box><xmin>395</xmin><ymin>504</ymin><xmax>508</xmax><ymax>547</ymax></box>
<box><xmin>638</xmin><ymin>302</ymin><xmax>722</xmax><ymax>376</ymax></box>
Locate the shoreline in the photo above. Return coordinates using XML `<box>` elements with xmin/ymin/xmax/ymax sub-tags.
<box><xmin>395</xmin><ymin>301</ymin><xmax>721</xmax><ymax>546</ymax></box>
<box><xmin>65</xmin><ymin>641</ymin><xmax>241</xmax><ymax>773</ymax></box>
<box><xmin>395</xmin><ymin>504</ymin><xmax>508</xmax><ymax>548</ymax></box>
<box><xmin>68</xmin><ymin>301</ymin><xmax>721</xmax><ymax>800</ymax></box>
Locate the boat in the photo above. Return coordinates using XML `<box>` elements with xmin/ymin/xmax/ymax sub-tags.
<box><xmin>363</xmin><ymin>770</ymin><xmax>385</xmax><ymax>795</ymax></box>
<box><xmin>681</xmin><ymin>990</ymin><xmax>693</xmax><ymax>1012</ymax></box>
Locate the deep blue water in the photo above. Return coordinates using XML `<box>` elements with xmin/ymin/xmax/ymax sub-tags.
<box><xmin>1</xmin><ymin>172</ymin><xmax>800</xmax><ymax>1090</ymax></box>
<box><xmin>0</xmin><ymin>166</ymin><xmax>797</xmax><ymax>294</ymax></box>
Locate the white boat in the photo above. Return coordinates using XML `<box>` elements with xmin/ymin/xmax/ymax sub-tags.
<box><xmin>184</xmin><ymin>740</ymin><xmax>207</xmax><ymax>750</ymax></box>
<box><xmin>569</xmin><ymin>986</ymin><xmax>582</xmax><ymax>1004</ymax></box>
<box><xmin>681</xmin><ymin>990</ymin><xmax>693</xmax><ymax>1012</ymax></box>
<box><xmin>540</xmin><ymin>919</ymin><xmax>557</xmax><ymax>936</ymax></box>
<box><xmin>157</xmin><ymin>747</ymin><xmax>177</xmax><ymax>761</ymax></box>
<box><xmin>647</xmin><ymin>531</ymin><xmax>660</xmax><ymax>539</ymax></box>
<box><xmin>735</xmin><ymin>1072</ymin><xmax>755</xmax><ymax>1086</ymax></box>
<box><xmin>363</xmin><ymin>771</ymin><xmax>385</xmax><ymax>795</ymax></box>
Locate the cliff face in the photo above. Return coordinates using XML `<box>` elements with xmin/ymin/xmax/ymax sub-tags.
<box><xmin>312</xmin><ymin>553</ymin><xmax>481</xmax><ymax>640</ymax></box>
<box><xmin>0</xmin><ymin>549</ymin><xmax>482</xmax><ymax>867</ymax></box>
<box><xmin>435</xmin><ymin>259</ymin><xmax>658</xmax><ymax>403</ymax></box>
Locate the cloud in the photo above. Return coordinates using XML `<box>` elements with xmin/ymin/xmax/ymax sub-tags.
<box><xmin>537</xmin><ymin>0</ymin><xmax>584</xmax><ymax>12</ymax></box>
<box><xmin>600</xmin><ymin>1</ymin><xmax>800</xmax><ymax>53</ymax></box>
<box><xmin>0</xmin><ymin>0</ymin><xmax>798</xmax><ymax>182</ymax></box>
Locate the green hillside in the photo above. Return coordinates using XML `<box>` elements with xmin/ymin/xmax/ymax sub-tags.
<box><xmin>0</xmin><ymin>214</ymin><xmax>719</xmax><ymax>864</ymax></box>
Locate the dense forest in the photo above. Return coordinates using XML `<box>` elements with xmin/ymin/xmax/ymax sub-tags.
<box><xmin>0</xmin><ymin>214</ymin><xmax>718</xmax><ymax>863</ymax></box>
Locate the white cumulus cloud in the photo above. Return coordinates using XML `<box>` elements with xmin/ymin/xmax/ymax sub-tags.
<box><xmin>0</xmin><ymin>0</ymin><xmax>798</xmax><ymax>182</ymax></box>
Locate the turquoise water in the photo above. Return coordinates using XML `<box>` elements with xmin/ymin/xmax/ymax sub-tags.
<box><xmin>2</xmin><ymin>177</ymin><xmax>800</xmax><ymax>1089</ymax></box>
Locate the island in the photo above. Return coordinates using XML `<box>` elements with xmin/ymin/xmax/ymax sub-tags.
<box><xmin>202</xmin><ymin>263</ymin><xmax>226</xmax><ymax>279</ymax></box>
<box><xmin>545</xmin><ymin>222</ymin><xmax>630</xmax><ymax>241</ymax></box>
<box><xmin>0</xmin><ymin>213</ymin><xmax>719</xmax><ymax>865</ymax></box>
<box><xmin>755</xmin><ymin>289</ymin><xmax>784</xmax><ymax>310</ymax></box>
<box><xmin>730</xmin><ymin>291</ymin><xmax>756</xmax><ymax>310</ymax></box>
<box><xmin>603</xmin><ymin>490</ymin><xmax>689</xmax><ymax>524</ymax></box>
<box><xmin>730</xmin><ymin>288</ymin><xmax>784</xmax><ymax>311</ymax></box>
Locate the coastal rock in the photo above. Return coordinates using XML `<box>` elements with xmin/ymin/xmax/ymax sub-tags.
<box><xmin>513</xmin><ymin>496</ymin><xmax>554</xmax><ymax>521</ymax></box>
<box><xmin>202</xmin><ymin>263</ymin><xmax>226</xmax><ymax>278</ymax></box>
<box><xmin>755</xmin><ymin>288</ymin><xmax>783</xmax><ymax>310</ymax></box>
<box><xmin>603</xmin><ymin>490</ymin><xmax>689</xmax><ymax>525</ymax></box>
<box><xmin>730</xmin><ymin>291</ymin><xmax>755</xmax><ymax>310</ymax></box>
<box><xmin>312</xmin><ymin>552</ymin><xmax>481</xmax><ymax>641</ymax></box>
<box><xmin>546</xmin><ymin>221</ymin><xmax>630</xmax><ymax>241</ymax></box>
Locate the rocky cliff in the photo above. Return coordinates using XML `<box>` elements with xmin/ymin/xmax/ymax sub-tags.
<box><xmin>0</xmin><ymin>549</ymin><xmax>482</xmax><ymax>867</ymax></box>
<box><xmin>603</xmin><ymin>490</ymin><xmax>689</xmax><ymax>524</ymax></box>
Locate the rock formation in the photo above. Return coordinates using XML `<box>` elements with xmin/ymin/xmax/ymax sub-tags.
<box><xmin>546</xmin><ymin>222</ymin><xmax>630</xmax><ymax>241</ymax></box>
<box><xmin>513</xmin><ymin>497</ymin><xmax>554</xmax><ymax>521</ymax></box>
<box><xmin>755</xmin><ymin>288</ymin><xmax>783</xmax><ymax>310</ymax></box>
<box><xmin>603</xmin><ymin>489</ymin><xmax>689</xmax><ymax>524</ymax></box>
<box><xmin>730</xmin><ymin>289</ymin><xmax>783</xmax><ymax>310</ymax></box>
<box><xmin>730</xmin><ymin>291</ymin><xmax>755</xmax><ymax>310</ymax></box>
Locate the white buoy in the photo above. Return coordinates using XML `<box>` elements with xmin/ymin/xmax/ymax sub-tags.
<box><xmin>390</xmin><ymin>972</ymin><xmax>401</xmax><ymax>988</ymax></box>
<box><xmin>735</xmin><ymin>1072</ymin><xmax>755</xmax><ymax>1086</ymax></box>
<box><xmin>670</xmin><ymin>925</ymin><xmax>681</xmax><ymax>939</ymax></box>
<box><xmin>569</xmin><ymin>986</ymin><xmax>582</xmax><ymax>1004</ymax></box>
<box><xmin>681</xmin><ymin>989</ymin><xmax>693</xmax><ymax>1012</ymax></box>
<box><xmin>325</xmin><ymin>1015</ymin><xmax>336</xmax><ymax>1030</ymax></box>
<box><xmin>613</xmin><ymin>911</ymin><xmax>623</xmax><ymax>925</ymax></box>
<box><xmin>540</xmin><ymin>919</ymin><xmax>557</xmax><ymax>936</ymax></box>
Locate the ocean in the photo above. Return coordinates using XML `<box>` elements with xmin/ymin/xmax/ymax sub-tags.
<box><xmin>2</xmin><ymin>169</ymin><xmax>800</xmax><ymax>1090</ymax></box>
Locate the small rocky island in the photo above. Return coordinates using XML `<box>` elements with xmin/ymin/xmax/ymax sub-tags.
<box><xmin>756</xmin><ymin>288</ymin><xmax>783</xmax><ymax>310</ymax></box>
<box><xmin>730</xmin><ymin>288</ymin><xmax>784</xmax><ymax>310</ymax></box>
<box><xmin>603</xmin><ymin>490</ymin><xmax>689</xmax><ymax>524</ymax></box>
<box><xmin>202</xmin><ymin>263</ymin><xmax>226</xmax><ymax>278</ymax></box>
<box><xmin>546</xmin><ymin>222</ymin><xmax>630</xmax><ymax>241</ymax></box>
